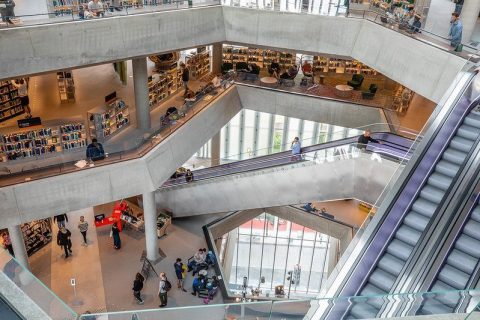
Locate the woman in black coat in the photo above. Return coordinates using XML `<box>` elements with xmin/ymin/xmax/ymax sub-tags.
<box><xmin>57</xmin><ymin>227</ymin><xmax>72</xmax><ymax>258</ymax></box>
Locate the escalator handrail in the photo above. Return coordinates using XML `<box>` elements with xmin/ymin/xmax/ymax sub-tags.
<box><xmin>161</xmin><ymin>132</ymin><xmax>413</xmax><ymax>188</ymax></box>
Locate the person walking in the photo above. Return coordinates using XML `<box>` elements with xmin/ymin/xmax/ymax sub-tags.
<box><xmin>111</xmin><ymin>222</ymin><xmax>121</xmax><ymax>249</ymax></box>
<box><xmin>54</xmin><ymin>213</ymin><xmax>69</xmax><ymax>229</ymax></box>
<box><xmin>158</xmin><ymin>272</ymin><xmax>169</xmax><ymax>307</ymax></box>
<box><xmin>181</xmin><ymin>63</ymin><xmax>190</xmax><ymax>97</ymax></box>
<box><xmin>57</xmin><ymin>227</ymin><xmax>73</xmax><ymax>259</ymax></box>
<box><xmin>132</xmin><ymin>272</ymin><xmax>145</xmax><ymax>304</ymax></box>
<box><xmin>12</xmin><ymin>79</ymin><xmax>31</xmax><ymax>118</ymax></box>
<box><xmin>78</xmin><ymin>215</ymin><xmax>89</xmax><ymax>246</ymax></box>
<box><xmin>291</xmin><ymin>137</ymin><xmax>302</xmax><ymax>161</ymax></box>
<box><xmin>2</xmin><ymin>232</ymin><xmax>13</xmax><ymax>256</ymax></box>
<box><xmin>449</xmin><ymin>12</ymin><xmax>463</xmax><ymax>51</ymax></box>
<box><xmin>174</xmin><ymin>258</ymin><xmax>187</xmax><ymax>292</ymax></box>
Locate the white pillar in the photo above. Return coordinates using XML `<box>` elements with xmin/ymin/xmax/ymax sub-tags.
<box><xmin>211</xmin><ymin>132</ymin><xmax>221</xmax><ymax>166</ymax></box>
<box><xmin>132</xmin><ymin>57</ymin><xmax>151</xmax><ymax>131</ymax></box>
<box><xmin>461</xmin><ymin>0</ymin><xmax>480</xmax><ymax>43</ymax></box>
<box><xmin>8</xmin><ymin>225</ymin><xmax>30</xmax><ymax>271</ymax></box>
<box><xmin>222</xmin><ymin>230</ymin><xmax>238</xmax><ymax>284</ymax></box>
<box><xmin>143</xmin><ymin>192</ymin><xmax>159</xmax><ymax>261</ymax></box>
<box><xmin>327</xmin><ymin>238</ymin><xmax>339</xmax><ymax>276</ymax></box>
<box><xmin>211</xmin><ymin>43</ymin><xmax>223</xmax><ymax>75</ymax></box>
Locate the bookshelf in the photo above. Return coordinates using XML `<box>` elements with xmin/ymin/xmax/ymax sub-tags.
<box><xmin>313</xmin><ymin>56</ymin><xmax>378</xmax><ymax>75</ymax></box>
<box><xmin>222</xmin><ymin>45</ymin><xmax>296</xmax><ymax>70</ymax></box>
<box><xmin>57</xmin><ymin>71</ymin><xmax>75</xmax><ymax>103</ymax></box>
<box><xmin>148</xmin><ymin>62</ymin><xmax>182</xmax><ymax>110</ymax></box>
<box><xmin>0</xmin><ymin>81</ymin><xmax>24</xmax><ymax>123</ymax></box>
<box><xmin>88</xmin><ymin>98</ymin><xmax>130</xmax><ymax>142</ymax></box>
<box><xmin>21</xmin><ymin>218</ymin><xmax>52</xmax><ymax>256</ymax></box>
<box><xmin>0</xmin><ymin>121</ymin><xmax>87</xmax><ymax>161</ymax></box>
<box><xmin>186</xmin><ymin>50</ymin><xmax>211</xmax><ymax>80</ymax></box>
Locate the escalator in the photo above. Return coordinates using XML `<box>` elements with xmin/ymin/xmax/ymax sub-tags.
<box><xmin>344</xmin><ymin>95</ymin><xmax>480</xmax><ymax>319</ymax></box>
<box><xmin>0</xmin><ymin>294</ymin><xmax>24</xmax><ymax>320</ymax></box>
<box><xmin>315</xmin><ymin>71</ymin><xmax>480</xmax><ymax>319</ymax></box>
<box><xmin>163</xmin><ymin>132</ymin><xmax>413</xmax><ymax>187</ymax></box>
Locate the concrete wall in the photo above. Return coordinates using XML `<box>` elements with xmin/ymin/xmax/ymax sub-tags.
<box><xmin>222</xmin><ymin>7</ymin><xmax>466</xmax><ymax>103</ymax></box>
<box><xmin>236</xmin><ymin>85</ymin><xmax>390</xmax><ymax>131</ymax></box>
<box><xmin>0</xmin><ymin>6</ymin><xmax>226</xmax><ymax>79</ymax></box>
<box><xmin>0</xmin><ymin>87</ymin><xmax>241</xmax><ymax>227</ymax></box>
<box><xmin>0</xmin><ymin>6</ymin><xmax>466</xmax><ymax>102</ymax></box>
<box><xmin>157</xmin><ymin>153</ymin><xmax>401</xmax><ymax>217</ymax></box>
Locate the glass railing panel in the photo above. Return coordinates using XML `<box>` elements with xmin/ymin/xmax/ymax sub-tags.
<box><xmin>0</xmin><ymin>249</ymin><xmax>77</xmax><ymax>320</ymax></box>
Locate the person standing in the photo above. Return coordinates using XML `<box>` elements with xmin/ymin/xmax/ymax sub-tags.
<box><xmin>291</xmin><ymin>137</ymin><xmax>302</xmax><ymax>161</ymax></box>
<box><xmin>158</xmin><ymin>272</ymin><xmax>169</xmax><ymax>307</ymax></box>
<box><xmin>449</xmin><ymin>12</ymin><xmax>463</xmax><ymax>51</ymax></box>
<box><xmin>0</xmin><ymin>0</ymin><xmax>15</xmax><ymax>25</ymax></box>
<box><xmin>185</xmin><ymin>169</ymin><xmax>194</xmax><ymax>183</ymax></box>
<box><xmin>174</xmin><ymin>258</ymin><xmax>187</xmax><ymax>292</ymax></box>
<box><xmin>357</xmin><ymin>130</ymin><xmax>381</xmax><ymax>150</ymax></box>
<box><xmin>181</xmin><ymin>63</ymin><xmax>190</xmax><ymax>97</ymax></box>
<box><xmin>2</xmin><ymin>232</ymin><xmax>13</xmax><ymax>256</ymax></box>
<box><xmin>12</xmin><ymin>79</ymin><xmax>31</xmax><ymax>118</ymax></box>
<box><xmin>57</xmin><ymin>227</ymin><xmax>73</xmax><ymax>259</ymax></box>
<box><xmin>78</xmin><ymin>216</ymin><xmax>89</xmax><ymax>246</ymax></box>
<box><xmin>132</xmin><ymin>272</ymin><xmax>145</xmax><ymax>304</ymax></box>
<box><xmin>454</xmin><ymin>0</ymin><xmax>463</xmax><ymax>14</ymax></box>
<box><xmin>54</xmin><ymin>213</ymin><xmax>69</xmax><ymax>229</ymax></box>
<box><xmin>111</xmin><ymin>222</ymin><xmax>121</xmax><ymax>250</ymax></box>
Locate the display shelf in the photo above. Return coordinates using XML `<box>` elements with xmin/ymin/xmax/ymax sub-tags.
<box><xmin>88</xmin><ymin>98</ymin><xmax>130</xmax><ymax>142</ymax></box>
<box><xmin>148</xmin><ymin>62</ymin><xmax>182</xmax><ymax>110</ymax></box>
<box><xmin>0</xmin><ymin>121</ymin><xmax>87</xmax><ymax>161</ymax></box>
<box><xmin>57</xmin><ymin>71</ymin><xmax>75</xmax><ymax>103</ymax></box>
<box><xmin>313</xmin><ymin>56</ymin><xmax>378</xmax><ymax>75</ymax></box>
<box><xmin>21</xmin><ymin>219</ymin><xmax>52</xmax><ymax>256</ymax></box>
<box><xmin>222</xmin><ymin>45</ymin><xmax>296</xmax><ymax>70</ymax></box>
<box><xmin>186</xmin><ymin>50</ymin><xmax>211</xmax><ymax>80</ymax></box>
<box><xmin>0</xmin><ymin>81</ymin><xmax>24</xmax><ymax>123</ymax></box>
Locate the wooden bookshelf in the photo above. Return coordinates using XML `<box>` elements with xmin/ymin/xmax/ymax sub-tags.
<box><xmin>88</xmin><ymin>98</ymin><xmax>130</xmax><ymax>142</ymax></box>
<box><xmin>57</xmin><ymin>71</ymin><xmax>76</xmax><ymax>103</ymax></box>
<box><xmin>0</xmin><ymin>81</ymin><xmax>24</xmax><ymax>123</ymax></box>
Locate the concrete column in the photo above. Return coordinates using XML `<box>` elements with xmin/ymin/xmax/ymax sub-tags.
<box><xmin>222</xmin><ymin>230</ymin><xmax>238</xmax><ymax>283</ymax></box>
<box><xmin>132</xmin><ymin>57</ymin><xmax>151</xmax><ymax>131</ymax></box>
<box><xmin>143</xmin><ymin>191</ymin><xmax>159</xmax><ymax>261</ymax></box>
<box><xmin>211</xmin><ymin>131</ymin><xmax>221</xmax><ymax>166</ymax></box>
<box><xmin>7</xmin><ymin>225</ymin><xmax>30</xmax><ymax>270</ymax></box>
<box><xmin>211</xmin><ymin>43</ymin><xmax>223</xmax><ymax>75</ymax></box>
<box><xmin>327</xmin><ymin>237</ymin><xmax>339</xmax><ymax>276</ymax></box>
<box><xmin>461</xmin><ymin>0</ymin><xmax>480</xmax><ymax>43</ymax></box>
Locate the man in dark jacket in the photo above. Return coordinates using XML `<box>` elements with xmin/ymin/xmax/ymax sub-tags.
<box><xmin>57</xmin><ymin>227</ymin><xmax>72</xmax><ymax>259</ymax></box>
<box><xmin>86</xmin><ymin>138</ymin><xmax>105</xmax><ymax>161</ymax></box>
<box><xmin>181</xmin><ymin>63</ymin><xmax>190</xmax><ymax>97</ymax></box>
<box><xmin>54</xmin><ymin>213</ymin><xmax>68</xmax><ymax>229</ymax></box>
<box><xmin>357</xmin><ymin>130</ymin><xmax>381</xmax><ymax>150</ymax></box>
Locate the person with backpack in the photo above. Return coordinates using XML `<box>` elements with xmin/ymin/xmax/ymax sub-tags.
<box><xmin>158</xmin><ymin>272</ymin><xmax>171</xmax><ymax>307</ymax></box>
<box><xmin>132</xmin><ymin>273</ymin><xmax>145</xmax><ymax>304</ymax></box>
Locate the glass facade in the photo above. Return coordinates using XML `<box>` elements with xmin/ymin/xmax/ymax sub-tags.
<box><xmin>224</xmin><ymin>212</ymin><xmax>334</xmax><ymax>298</ymax></box>
<box><xmin>195</xmin><ymin>109</ymin><xmax>363</xmax><ymax>162</ymax></box>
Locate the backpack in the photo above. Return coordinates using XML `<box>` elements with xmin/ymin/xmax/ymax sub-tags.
<box><xmin>164</xmin><ymin>279</ymin><xmax>172</xmax><ymax>292</ymax></box>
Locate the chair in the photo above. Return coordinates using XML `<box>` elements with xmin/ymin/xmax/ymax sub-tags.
<box><xmin>221</xmin><ymin>62</ymin><xmax>233</xmax><ymax>74</ymax></box>
<box><xmin>347</xmin><ymin>74</ymin><xmax>364</xmax><ymax>89</ymax></box>
<box><xmin>235</xmin><ymin>62</ymin><xmax>248</xmax><ymax>71</ymax></box>
<box><xmin>362</xmin><ymin>84</ymin><xmax>378</xmax><ymax>99</ymax></box>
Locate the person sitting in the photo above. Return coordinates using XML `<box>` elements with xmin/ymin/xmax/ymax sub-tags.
<box><xmin>87</xmin><ymin>0</ymin><xmax>104</xmax><ymax>17</ymax></box>
<box><xmin>185</xmin><ymin>169</ymin><xmax>194</xmax><ymax>183</ymax></box>
<box><xmin>302</xmin><ymin>203</ymin><xmax>317</xmax><ymax>213</ymax></box>
<box><xmin>205</xmin><ymin>250</ymin><xmax>216</xmax><ymax>266</ymax></box>
<box><xmin>211</xmin><ymin>74</ymin><xmax>222</xmax><ymax>88</ymax></box>
<box><xmin>302</xmin><ymin>61</ymin><xmax>313</xmax><ymax>77</ymax></box>
<box><xmin>269</xmin><ymin>60</ymin><xmax>280</xmax><ymax>78</ymax></box>
<box><xmin>410</xmin><ymin>14</ymin><xmax>422</xmax><ymax>33</ymax></box>
<box><xmin>86</xmin><ymin>138</ymin><xmax>105</xmax><ymax>161</ymax></box>
<box><xmin>78</xmin><ymin>5</ymin><xmax>86</xmax><ymax>19</ymax></box>
<box><xmin>191</xmin><ymin>274</ymin><xmax>207</xmax><ymax>296</ymax></box>
<box><xmin>188</xmin><ymin>249</ymin><xmax>206</xmax><ymax>274</ymax></box>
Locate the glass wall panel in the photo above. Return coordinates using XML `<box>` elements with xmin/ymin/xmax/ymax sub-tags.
<box><xmin>257</xmin><ymin>112</ymin><xmax>271</xmax><ymax>156</ymax></box>
<box><xmin>272</xmin><ymin>115</ymin><xmax>285</xmax><ymax>153</ymax></box>
<box><xmin>287</xmin><ymin>118</ymin><xmax>301</xmax><ymax>145</ymax></box>
<box><xmin>303</xmin><ymin>120</ymin><xmax>316</xmax><ymax>146</ymax></box>
<box><xmin>228</xmin><ymin>112</ymin><xmax>242</xmax><ymax>160</ymax></box>
<box><xmin>242</xmin><ymin>110</ymin><xmax>256</xmax><ymax>159</ymax></box>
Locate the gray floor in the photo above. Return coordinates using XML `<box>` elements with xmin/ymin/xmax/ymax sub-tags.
<box><xmin>26</xmin><ymin>205</ymin><xmax>228</xmax><ymax>315</ymax></box>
